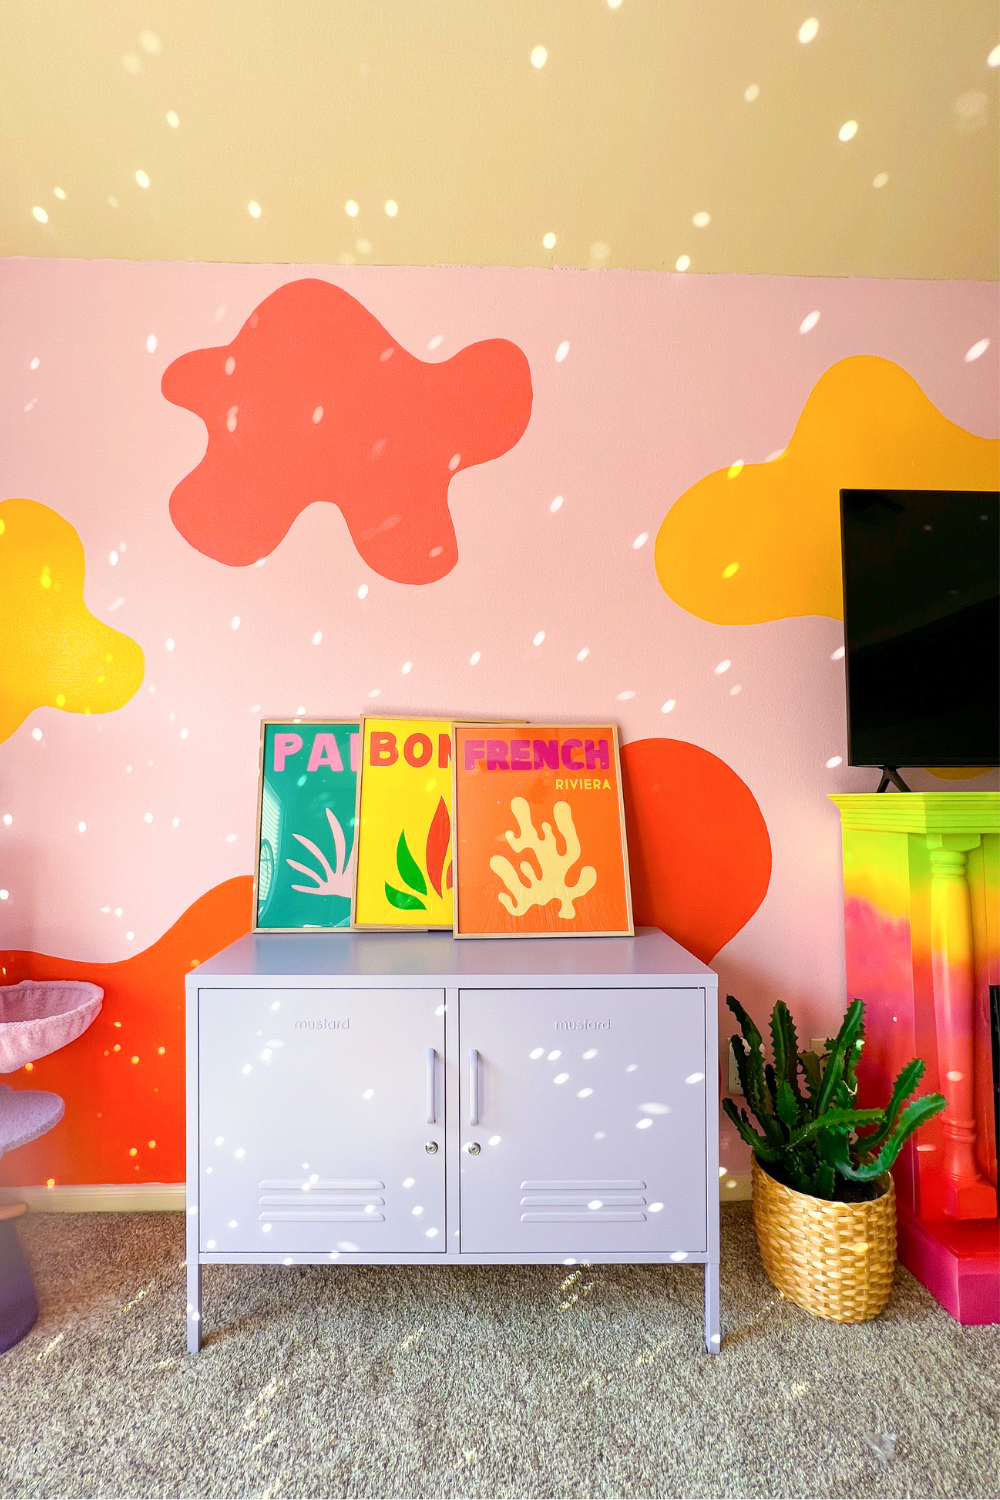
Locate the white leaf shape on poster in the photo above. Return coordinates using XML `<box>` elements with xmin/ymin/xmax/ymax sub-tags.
<box><xmin>287</xmin><ymin>808</ymin><xmax>356</xmax><ymax>895</ymax></box>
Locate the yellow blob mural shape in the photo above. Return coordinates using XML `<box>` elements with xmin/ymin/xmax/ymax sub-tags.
<box><xmin>0</xmin><ymin>498</ymin><xmax>144</xmax><ymax>743</ymax></box>
<box><xmin>654</xmin><ymin>356</ymin><xmax>1000</xmax><ymax>625</ymax></box>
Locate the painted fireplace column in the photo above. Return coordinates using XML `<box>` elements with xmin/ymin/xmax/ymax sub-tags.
<box><xmin>928</xmin><ymin>834</ymin><xmax>997</xmax><ymax>1219</ymax></box>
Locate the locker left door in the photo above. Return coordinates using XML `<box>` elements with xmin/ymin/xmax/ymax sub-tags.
<box><xmin>197</xmin><ymin>988</ymin><xmax>445</xmax><ymax>1254</ymax></box>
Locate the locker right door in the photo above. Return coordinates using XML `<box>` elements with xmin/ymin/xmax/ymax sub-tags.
<box><xmin>458</xmin><ymin>987</ymin><xmax>707</xmax><ymax>1255</ymax></box>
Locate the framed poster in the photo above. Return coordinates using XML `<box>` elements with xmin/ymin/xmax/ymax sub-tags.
<box><xmin>452</xmin><ymin>724</ymin><xmax>634</xmax><ymax>938</ymax></box>
<box><xmin>352</xmin><ymin>718</ymin><xmax>454</xmax><ymax>929</ymax></box>
<box><xmin>254</xmin><ymin>720</ymin><xmax>360</xmax><ymax>932</ymax></box>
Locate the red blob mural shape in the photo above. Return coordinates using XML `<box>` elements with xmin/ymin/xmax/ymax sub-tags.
<box><xmin>161</xmin><ymin>279</ymin><xmax>533</xmax><ymax>584</ymax></box>
<box><xmin>621</xmin><ymin>738</ymin><xmax>772</xmax><ymax>963</ymax></box>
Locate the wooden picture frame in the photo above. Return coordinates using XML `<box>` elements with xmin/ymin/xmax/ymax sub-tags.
<box><xmin>451</xmin><ymin>722</ymin><xmax>634</xmax><ymax>939</ymax></box>
<box><xmin>350</xmin><ymin>717</ymin><xmax>455</xmax><ymax>931</ymax></box>
<box><xmin>253</xmin><ymin>718</ymin><xmax>360</xmax><ymax>933</ymax></box>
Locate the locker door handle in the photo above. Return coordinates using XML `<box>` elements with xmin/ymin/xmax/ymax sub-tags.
<box><xmin>469</xmin><ymin>1049</ymin><xmax>480</xmax><ymax>1125</ymax></box>
<box><xmin>426</xmin><ymin>1048</ymin><xmax>437</xmax><ymax>1124</ymax></box>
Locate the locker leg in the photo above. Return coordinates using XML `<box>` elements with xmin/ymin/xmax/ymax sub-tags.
<box><xmin>704</xmin><ymin>1261</ymin><xmax>721</xmax><ymax>1354</ymax></box>
<box><xmin>187</xmin><ymin>1259</ymin><xmax>202</xmax><ymax>1353</ymax></box>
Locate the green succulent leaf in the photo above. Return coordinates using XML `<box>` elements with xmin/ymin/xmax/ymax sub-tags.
<box><xmin>722</xmin><ymin>1099</ymin><xmax>783</xmax><ymax>1163</ymax></box>
<box><xmin>836</xmin><ymin>1094</ymin><xmax>947</xmax><ymax>1180</ymax></box>
<box><xmin>860</xmin><ymin>1057</ymin><xmax>927</xmax><ymax>1151</ymax></box>
<box><xmin>384</xmin><ymin>882</ymin><xmax>427</xmax><ymax>911</ymax></box>
<box><xmin>812</xmin><ymin>1161</ymin><xmax>837</xmax><ymax>1199</ymax></box>
<box><xmin>726</xmin><ymin>995</ymin><xmax>763</xmax><ymax>1052</ymax></box>
<box><xmin>789</xmin><ymin>1106</ymin><xmax>884</xmax><ymax>1148</ymax></box>
<box><xmin>800</xmin><ymin>1050</ymin><xmax>822</xmax><ymax>1096</ymax></box>
<box><xmin>395</xmin><ymin>831</ymin><xmax>427</xmax><ymax>895</ymax></box>
<box><xmin>815</xmin><ymin>999</ymin><xmax>865</xmax><ymax>1116</ymax></box>
<box><xmin>776</xmin><ymin>1078</ymin><xmax>800</xmax><ymax>1130</ymax></box>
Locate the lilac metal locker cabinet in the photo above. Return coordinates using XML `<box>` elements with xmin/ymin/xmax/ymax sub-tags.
<box><xmin>186</xmin><ymin>929</ymin><xmax>721</xmax><ymax>1353</ymax></box>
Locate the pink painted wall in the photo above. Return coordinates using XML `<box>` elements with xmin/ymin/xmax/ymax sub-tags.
<box><xmin>1</xmin><ymin>259</ymin><xmax>997</xmax><ymax>1180</ymax></box>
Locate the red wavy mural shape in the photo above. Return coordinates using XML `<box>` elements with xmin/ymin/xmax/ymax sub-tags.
<box><xmin>0</xmin><ymin>878</ymin><xmax>253</xmax><ymax>1188</ymax></box>
<box><xmin>162</xmin><ymin>279</ymin><xmax>533</xmax><ymax>584</ymax></box>
<box><xmin>621</xmin><ymin>738</ymin><xmax>772</xmax><ymax>962</ymax></box>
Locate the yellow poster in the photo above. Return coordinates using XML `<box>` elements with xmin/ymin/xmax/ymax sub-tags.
<box><xmin>352</xmin><ymin>718</ymin><xmax>454</xmax><ymax>928</ymax></box>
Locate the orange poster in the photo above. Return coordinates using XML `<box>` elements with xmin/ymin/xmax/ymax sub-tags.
<box><xmin>452</xmin><ymin>724</ymin><xmax>633</xmax><ymax>938</ymax></box>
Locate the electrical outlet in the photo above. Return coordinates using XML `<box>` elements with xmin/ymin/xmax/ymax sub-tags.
<box><xmin>728</xmin><ymin>1041</ymin><xmax>743</xmax><ymax>1095</ymax></box>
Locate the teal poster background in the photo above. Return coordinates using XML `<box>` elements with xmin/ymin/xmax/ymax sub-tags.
<box><xmin>255</xmin><ymin>720</ymin><xmax>360</xmax><ymax>930</ymax></box>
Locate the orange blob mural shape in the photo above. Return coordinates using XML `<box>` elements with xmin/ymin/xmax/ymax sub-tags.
<box><xmin>621</xmin><ymin>738</ymin><xmax>771</xmax><ymax>963</ymax></box>
<box><xmin>0</xmin><ymin>498</ymin><xmax>145</xmax><ymax>743</ymax></box>
<box><xmin>655</xmin><ymin>356</ymin><xmax>1000</xmax><ymax>625</ymax></box>
<box><xmin>162</xmin><ymin>279</ymin><xmax>533</xmax><ymax>584</ymax></box>
<box><xmin>0</xmin><ymin>878</ymin><xmax>253</xmax><ymax>1188</ymax></box>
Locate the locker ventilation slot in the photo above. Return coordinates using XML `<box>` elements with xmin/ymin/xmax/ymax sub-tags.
<box><xmin>519</xmin><ymin>1179</ymin><xmax>648</xmax><ymax>1224</ymax></box>
<box><xmin>258</xmin><ymin>1178</ymin><xmax>387</xmax><ymax>1224</ymax></box>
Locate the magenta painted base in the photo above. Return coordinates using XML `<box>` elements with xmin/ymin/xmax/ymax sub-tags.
<box><xmin>898</xmin><ymin>1203</ymin><xmax>1000</xmax><ymax>1324</ymax></box>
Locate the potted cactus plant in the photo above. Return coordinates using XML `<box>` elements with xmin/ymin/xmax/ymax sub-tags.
<box><xmin>723</xmin><ymin>995</ymin><xmax>946</xmax><ymax>1322</ymax></box>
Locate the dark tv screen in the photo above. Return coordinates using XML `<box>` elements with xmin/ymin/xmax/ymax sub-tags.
<box><xmin>840</xmin><ymin>489</ymin><xmax>999</xmax><ymax>768</ymax></box>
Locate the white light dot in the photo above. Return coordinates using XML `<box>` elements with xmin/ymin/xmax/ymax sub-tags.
<box><xmin>135</xmin><ymin>170</ymin><xmax>150</xmax><ymax>189</ymax></box>
<box><xmin>550</xmin><ymin>495</ymin><xmax>564</xmax><ymax>512</ymax></box>
<box><xmin>145</xmin><ymin>333</ymin><xmax>158</xmax><ymax>354</ymax></box>
<box><xmin>469</xmin><ymin>650</ymin><xmax>481</xmax><ymax>665</ymax></box>
<box><xmin>583</xmin><ymin>1048</ymin><xmax>597</xmax><ymax>1060</ymax></box>
<box><xmin>345</xmin><ymin>200</ymin><xmax>359</xmax><ymax>217</ymax></box>
<box><xmin>402</xmin><ymin>661</ymin><xmax>412</xmax><ymax>675</ymax></box>
<box><xmin>988</xmin><ymin>45</ymin><xmax>1000</xmax><ymax>67</ymax></box>
<box><xmin>554</xmin><ymin>1073</ymin><xmax>569</xmax><ymax>1085</ymax></box>
<box><xmin>529</xmin><ymin>1047</ymin><xmax>544</xmax><ymax>1060</ymax></box>
<box><xmin>838</xmin><ymin>120</ymin><xmax>857</xmax><ymax>142</ymax></box>
<box><xmin>530</xmin><ymin>44</ymin><xmax>548</xmax><ymax>68</ymax></box>
<box><xmin>675</xmin><ymin>255</ymin><xmax>691</xmax><ymax>272</ymax></box>
<box><xmin>533</xmin><ymin>630</ymin><xmax>545</xmax><ymax>646</ymax></box>
<box><xmin>109</xmin><ymin>551</ymin><xmax>119</xmax><ymax>566</ymax></box>
<box><xmin>312</xmin><ymin>406</ymin><xmax>324</xmax><ymax>423</ymax></box>
<box><xmin>555</xmin><ymin>340</ymin><xmax>570</xmax><ymax>363</ymax></box>
<box><xmin>115</xmin><ymin>907</ymin><xmax>123</xmax><ymax>916</ymax></box>
<box><xmin>231</xmin><ymin>615</ymin><xmax>241</xmax><ymax>630</ymax></box>
<box><xmin>744</xmin><ymin>83</ymin><xmax>760</xmax><ymax>102</ymax></box>
<box><xmin>632</xmin><ymin>531</ymin><xmax>648</xmax><ymax>549</ymax></box>
<box><xmin>798</xmin><ymin>17</ymin><xmax>819</xmax><ymax>43</ymax></box>
<box><xmin>384</xmin><ymin>199</ymin><xmax>398</xmax><ymax>217</ymax></box>
<box><xmin>32</xmin><ymin>728</ymin><xmax>43</xmax><ymax>741</ymax></box>
<box><xmin>692</xmin><ymin>211</ymin><xmax>711</xmax><ymax>228</ymax></box>
<box><xmin>448</xmin><ymin>453</ymin><xmax>462</xmax><ymax>470</ymax></box>
<box><xmin>425</xmin><ymin>1227</ymin><xmax>438</xmax><ymax>1238</ymax></box>
<box><xmin>108</xmin><ymin>196</ymin><xmax>119</xmax><ymax>208</ymax></box>
<box><xmin>125</xmin><ymin>931</ymin><xmax>135</xmax><ymax>941</ymax></box>
<box><xmin>411</xmin><ymin>1205</ymin><xmax>424</xmax><ymax>1216</ymax></box>
<box><xmin>139</xmin><ymin>30</ymin><xmax>162</xmax><ymax>54</ymax></box>
<box><xmin>825</xmin><ymin>755</ymin><xmax>843</xmax><ymax>769</ymax></box>
<box><xmin>32</xmin><ymin>206</ymin><xmax>49</xmax><ymax>224</ymax></box>
<box><xmin>166</xmin><ymin>110</ymin><xmax>180</xmax><ymax>128</ymax></box>
<box><xmin>626</xmin><ymin>1064</ymin><xmax>637</xmax><ymax>1072</ymax></box>
<box><xmin>607</xmin><ymin>0</ymin><xmax>623</xmax><ymax>8</ymax></box>
<box><xmin>427</xmin><ymin>334</ymin><xmax>444</xmax><ymax>350</ymax></box>
<box><xmin>661</xmin><ymin>699</ymin><xmax>676</xmax><ymax>713</ymax></box>
<box><xmin>357</xmin><ymin>584</ymin><xmax>369</xmax><ymax>599</ymax></box>
<box><xmin>225</xmin><ymin>833</ymin><xmax>237</xmax><ymax>843</ymax></box>
<box><xmin>368</xmin><ymin>688</ymin><xmax>381</xmax><ymax>698</ymax></box>
<box><xmin>636</xmin><ymin>1118</ymin><xmax>653</xmax><ymax>1130</ymax></box>
<box><xmin>248</xmin><ymin>201</ymin><xmax>261</xmax><ymax>219</ymax></box>
<box><xmin>946</xmin><ymin>1070</ymin><xmax>964</xmax><ymax>1082</ymax></box>
<box><xmin>30</xmin><ymin>357</ymin><xmax>40</xmax><ymax>370</ymax></box>
<box><xmin>831</xmin><ymin>646</ymin><xmax>845</xmax><ymax>660</ymax></box>
<box><xmin>165</xmin><ymin>638</ymin><xmax>175</xmax><ymax>652</ymax></box>
<box><xmin>144</xmin><ymin>812</ymin><xmax>153</xmax><ymax>824</ymax></box>
<box><xmin>576</xmin><ymin>647</ymin><xmax>590</xmax><ymax>661</ymax></box>
<box><xmin>226</xmin><ymin>406</ymin><xmax>238</xmax><ymax>432</ymax></box>
<box><xmin>800</xmin><ymin>310</ymin><xmax>821</xmax><ymax>333</ymax></box>
<box><xmin>730</xmin><ymin>684</ymin><xmax>742</xmax><ymax>696</ymax></box>
<box><xmin>577</xmin><ymin>1088</ymin><xmax>593</xmax><ymax>1098</ymax></box>
<box><xmin>180</xmin><ymin>728</ymin><xmax>189</xmax><ymax>740</ymax></box>
<box><xmin>715</xmin><ymin>660</ymin><xmax>731</xmax><ymax>675</ymax></box>
<box><xmin>53</xmin><ymin>186</ymin><xmax>66</xmax><ymax>200</ymax></box>
<box><xmin>355</xmin><ymin>238</ymin><xmax>372</xmax><ymax>255</ymax></box>
<box><xmin>224</xmin><ymin>356</ymin><xmax>236</xmax><ymax>376</ymax></box>
<box><xmin>547</xmin><ymin>1051</ymin><xmax>561</xmax><ymax>1061</ymax></box>
<box><xmin>873</xmin><ymin>171</ymin><xmax>889</xmax><ymax>188</ymax></box>
<box><xmin>2</xmin><ymin>814</ymin><xmax>10</xmax><ymax>825</ymax></box>
<box><xmin>77</xmin><ymin>821</ymin><xmax>87</xmax><ymax>833</ymax></box>
<box><xmin>543</xmin><ymin>232</ymin><xmax>556</xmax><ymax>250</ymax></box>
<box><xmin>616</xmin><ymin>690</ymin><xmax>636</xmax><ymax>701</ymax></box>
<box><xmin>588</xmin><ymin>1199</ymin><xmax>603</xmax><ymax>1210</ymax></box>
<box><xmin>965</xmin><ymin>339</ymin><xmax>990</xmax><ymax>362</ymax></box>
<box><xmin>172</xmin><ymin>817</ymin><xmax>180</xmax><ymax>827</ymax></box>
<box><xmin>312</xmin><ymin>630</ymin><xmax>323</xmax><ymax>646</ymax></box>
<box><xmin>685</xmin><ymin>1072</ymin><xmax>705</xmax><ymax>1084</ymax></box>
<box><xmin>0</xmin><ymin>891</ymin><xmax>8</xmax><ymax>901</ymax></box>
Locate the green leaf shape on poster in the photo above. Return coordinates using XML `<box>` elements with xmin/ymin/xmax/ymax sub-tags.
<box><xmin>396</xmin><ymin>831</ymin><xmax>427</xmax><ymax>895</ymax></box>
<box><xmin>385</xmin><ymin>882</ymin><xmax>427</xmax><ymax>911</ymax></box>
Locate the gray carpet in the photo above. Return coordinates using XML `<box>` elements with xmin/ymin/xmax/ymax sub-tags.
<box><xmin>1</xmin><ymin>1206</ymin><xmax>998</xmax><ymax>1500</ymax></box>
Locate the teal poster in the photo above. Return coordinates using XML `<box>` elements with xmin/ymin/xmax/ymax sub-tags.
<box><xmin>255</xmin><ymin>720</ymin><xmax>360</xmax><ymax>930</ymax></box>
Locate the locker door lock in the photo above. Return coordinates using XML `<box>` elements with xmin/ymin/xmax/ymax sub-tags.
<box><xmin>465</xmin><ymin>1141</ymin><xmax>481</xmax><ymax>1156</ymax></box>
<box><xmin>424</xmin><ymin>1141</ymin><xmax>439</xmax><ymax>1155</ymax></box>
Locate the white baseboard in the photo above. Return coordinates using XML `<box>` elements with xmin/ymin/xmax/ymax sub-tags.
<box><xmin>2</xmin><ymin>1176</ymin><xmax>752</xmax><ymax>1212</ymax></box>
<box><xmin>0</xmin><ymin>1183</ymin><xmax>185</xmax><ymax>1213</ymax></box>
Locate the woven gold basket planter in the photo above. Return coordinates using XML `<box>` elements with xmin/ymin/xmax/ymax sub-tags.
<box><xmin>751</xmin><ymin>1158</ymin><xmax>897</xmax><ymax>1323</ymax></box>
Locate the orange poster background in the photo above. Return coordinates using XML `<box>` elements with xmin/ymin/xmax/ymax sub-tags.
<box><xmin>453</xmin><ymin>724</ymin><xmax>632</xmax><ymax>937</ymax></box>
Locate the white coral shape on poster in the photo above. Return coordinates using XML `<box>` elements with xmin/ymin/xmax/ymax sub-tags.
<box><xmin>490</xmin><ymin>797</ymin><xmax>597</xmax><ymax>919</ymax></box>
<box><xmin>287</xmin><ymin>807</ymin><xmax>356</xmax><ymax>896</ymax></box>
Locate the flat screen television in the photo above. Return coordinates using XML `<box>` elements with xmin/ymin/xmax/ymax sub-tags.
<box><xmin>839</xmin><ymin>489</ymin><xmax>1000</xmax><ymax>775</ymax></box>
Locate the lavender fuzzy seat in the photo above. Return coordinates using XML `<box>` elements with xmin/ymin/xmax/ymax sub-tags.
<box><xmin>0</xmin><ymin>981</ymin><xmax>103</xmax><ymax>1074</ymax></box>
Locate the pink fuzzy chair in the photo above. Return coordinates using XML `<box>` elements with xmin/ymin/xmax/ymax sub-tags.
<box><xmin>0</xmin><ymin>981</ymin><xmax>103</xmax><ymax>1075</ymax></box>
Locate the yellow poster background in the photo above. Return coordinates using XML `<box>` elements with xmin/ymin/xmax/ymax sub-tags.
<box><xmin>353</xmin><ymin>718</ymin><xmax>454</xmax><ymax>928</ymax></box>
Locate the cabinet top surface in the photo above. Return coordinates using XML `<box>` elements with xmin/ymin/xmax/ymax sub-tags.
<box><xmin>830</xmin><ymin>791</ymin><xmax>999</xmax><ymax>834</ymax></box>
<box><xmin>191</xmin><ymin>927</ymin><xmax>714</xmax><ymax>984</ymax></box>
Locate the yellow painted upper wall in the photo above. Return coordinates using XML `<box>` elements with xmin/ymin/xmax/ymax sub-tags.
<box><xmin>1</xmin><ymin>0</ymin><xmax>997</xmax><ymax>276</ymax></box>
